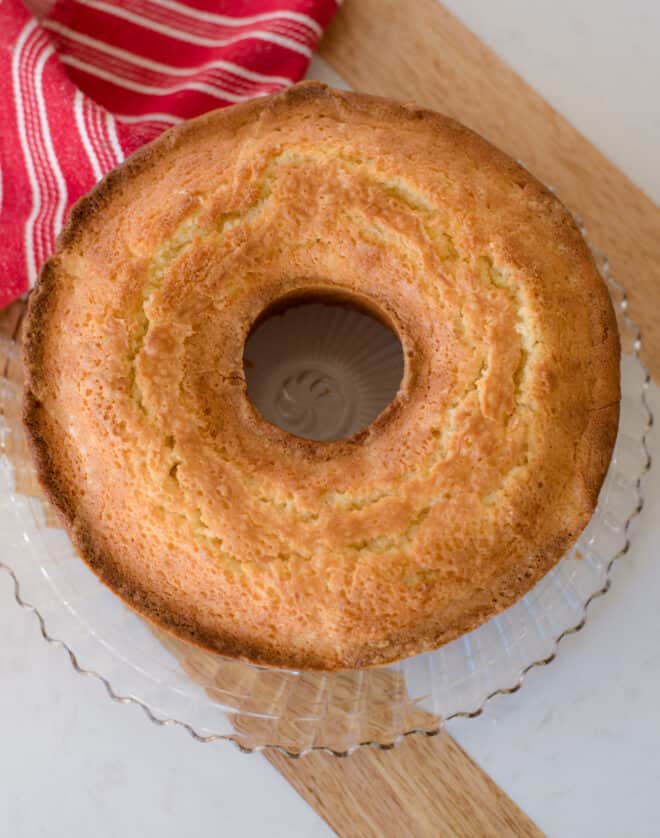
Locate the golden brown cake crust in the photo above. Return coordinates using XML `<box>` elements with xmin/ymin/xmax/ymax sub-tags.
<box><xmin>23</xmin><ymin>82</ymin><xmax>620</xmax><ymax>670</ymax></box>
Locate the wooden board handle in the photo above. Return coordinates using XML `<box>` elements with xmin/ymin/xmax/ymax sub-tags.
<box><xmin>267</xmin><ymin>732</ymin><xmax>544</xmax><ymax>837</ymax></box>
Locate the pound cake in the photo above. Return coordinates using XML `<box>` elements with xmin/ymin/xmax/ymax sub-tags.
<box><xmin>23</xmin><ymin>82</ymin><xmax>620</xmax><ymax>670</ymax></box>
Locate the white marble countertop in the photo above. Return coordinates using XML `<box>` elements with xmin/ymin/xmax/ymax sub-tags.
<box><xmin>2</xmin><ymin>3</ymin><xmax>659</xmax><ymax>836</ymax></box>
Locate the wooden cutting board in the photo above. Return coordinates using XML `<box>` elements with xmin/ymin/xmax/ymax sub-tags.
<box><xmin>5</xmin><ymin>3</ymin><xmax>657</xmax><ymax>835</ymax></box>
<box><xmin>263</xmin><ymin>1</ymin><xmax>660</xmax><ymax>835</ymax></box>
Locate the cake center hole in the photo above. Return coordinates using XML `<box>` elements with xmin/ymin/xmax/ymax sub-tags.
<box><xmin>243</xmin><ymin>296</ymin><xmax>404</xmax><ymax>442</ymax></box>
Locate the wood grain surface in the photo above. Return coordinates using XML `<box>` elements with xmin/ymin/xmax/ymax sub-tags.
<box><xmin>267</xmin><ymin>733</ymin><xmax>544</xmax><ymax>838</ymax></box>
<box><xmin>318</xmin><ymin>0</ymin><xmax>660</xmax><ymax>382</ymax></box>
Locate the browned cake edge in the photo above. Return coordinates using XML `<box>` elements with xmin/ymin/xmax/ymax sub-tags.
<box><xmin>22</xmin><ymin>82</ymin><xmax>621</xmax><ymax>670</ymax></box>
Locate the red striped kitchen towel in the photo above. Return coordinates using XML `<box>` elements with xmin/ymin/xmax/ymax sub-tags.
<box><xmin>0</xmin><ymin>0</ymin><xmax>339</xmax><ymax>308</ymax></box>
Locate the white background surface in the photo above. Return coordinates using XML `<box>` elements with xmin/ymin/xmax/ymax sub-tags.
<box><xmin>2</xmin><ymin>3</ymin><xmax>659</xmax><ymax>837</ymax></box>
<box><xmin>441</xmin><ymin>0</ymin><xmax>660</xmax><ymax>204</ymax></box>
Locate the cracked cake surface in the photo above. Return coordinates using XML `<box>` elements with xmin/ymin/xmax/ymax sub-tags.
<box><xmin>23</xmin><ymin>82</ymin><xmax>620</xmax><ymax>670</ymax></box>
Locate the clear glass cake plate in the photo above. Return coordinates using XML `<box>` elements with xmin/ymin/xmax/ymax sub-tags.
<box><xmin>0</xmin><ymin>243</ymin><xmax>652</xmax><ymax>756</ymax></box>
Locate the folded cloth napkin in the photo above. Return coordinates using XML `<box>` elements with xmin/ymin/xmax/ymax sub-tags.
<box><xmin>0</xmin><ymin>0</ymin><xmax>339</xmax><ymax>308</ymax></box>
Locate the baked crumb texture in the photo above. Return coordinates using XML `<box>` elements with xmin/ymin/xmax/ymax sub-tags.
<box><xmin>23</xmin><ymin>82</ymin><xmax>620</xmax><ymax>670</ymax></box>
